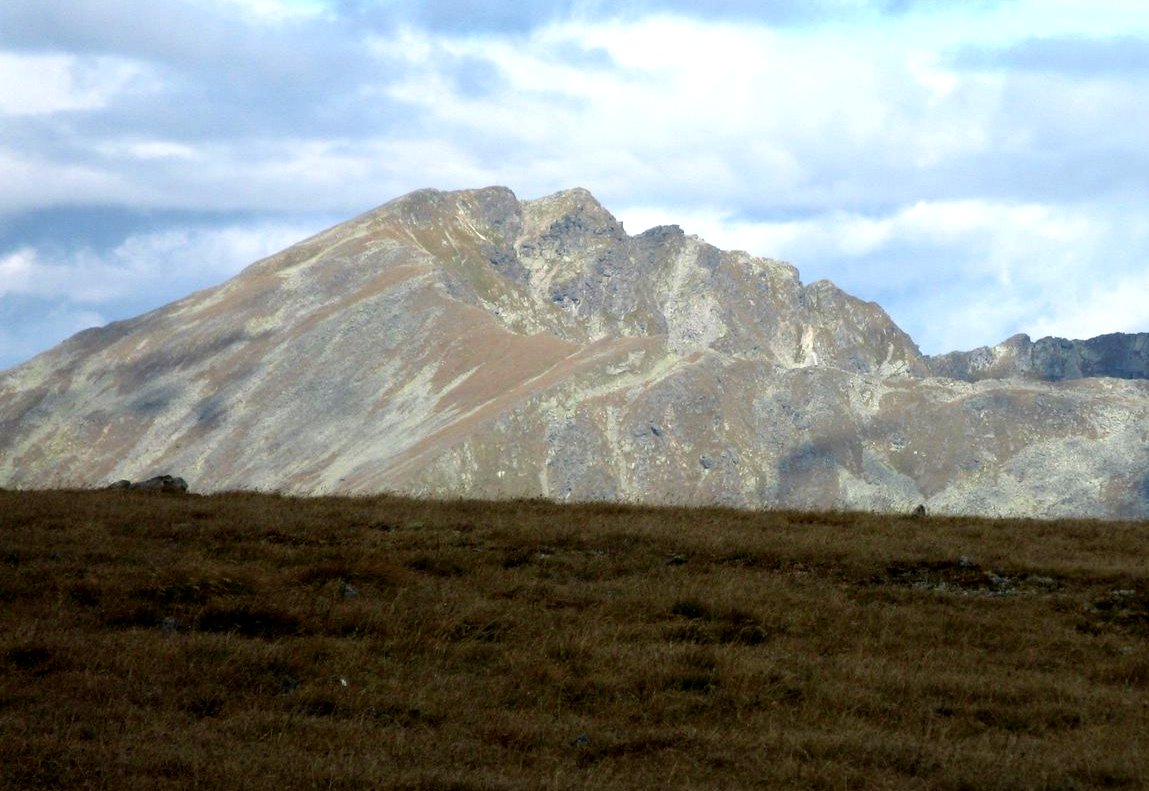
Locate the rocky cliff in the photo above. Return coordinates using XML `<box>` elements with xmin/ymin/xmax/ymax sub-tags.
<box><xmin>927</xmin><ymin>332</ymin><xmax>1149</xmax><ymax>382</ymax></box>
<box><xmin>3</xmin><ymin>186</ymin><xmax>1148</xmax><ymax>518</ymax></box>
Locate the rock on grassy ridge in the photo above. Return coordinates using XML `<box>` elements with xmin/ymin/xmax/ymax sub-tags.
<box><xmin>2</xmin><ymin>186</ymin><xmax>1148</xmax><ymax>517</ymax></box>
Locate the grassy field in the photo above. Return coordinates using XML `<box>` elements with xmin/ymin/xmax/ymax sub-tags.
<box><xmin>1</xmin><ymin>489</ymin><xmax>1146</xmax><ymax>790</ymax></box>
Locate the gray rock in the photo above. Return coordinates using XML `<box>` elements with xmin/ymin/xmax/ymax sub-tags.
<box><xmin>128</xmin><ymin>475</ymin><xmax>188</xmax><ymax>493</ymax></box>
<box><xmin>927</xmin><ymin>332</ymin><xmax>1149</xmax><ymax>382</ymax></box>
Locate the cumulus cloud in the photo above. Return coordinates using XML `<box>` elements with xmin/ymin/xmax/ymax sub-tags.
<box><xmin>366</xmin><ymin>13</ymin><xmax>1145</xmax><ymax>213</ymax></box>
<box><xmin>370</xmin><ymin>16</ymin><xmax>986</xmax><ymax>208</ymax></box>
<box><xmin>0</xmin><ymin>52</ymin><xmax>156</xmax><ymax>116</ymax></box>
<box><xmin>7</xmin><ymin>3</ymin><xmax>1143</xmax><ymax>217</ymax></box>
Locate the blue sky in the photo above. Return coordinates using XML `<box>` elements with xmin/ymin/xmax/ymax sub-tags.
<box><xmin>2</xmin><ymin>0</ymin><xmax>1149</xmax><ymax>369</ymax></box>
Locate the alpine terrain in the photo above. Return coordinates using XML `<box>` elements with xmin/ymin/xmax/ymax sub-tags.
<box><xmin>2</xmin><ymin>186</ymin><xmax>1148</xmax><ymax>518</ymax></box>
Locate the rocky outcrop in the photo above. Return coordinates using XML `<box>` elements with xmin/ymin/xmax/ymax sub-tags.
<box><xmin>927</xmin><ymin>332</ymin><xmax>1149</xmax><ymax>382</ymax></box>
<box><xmin>1</xmin><ymin>186</ymin><xmax>1147</xmax><ymax>518</ymax></box>
<box><xmin>106</xmin><ymin>475</ymin><xmax>189</xmax><ymax>493</ymax></box>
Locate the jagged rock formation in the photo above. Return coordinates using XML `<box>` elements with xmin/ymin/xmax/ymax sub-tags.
<box><xmin>927</xmin><ymin>332</ymin><xmax>1149</xmax><ymax>382</ymax></box>
<box><xmin>2</xmin><ymin>186</ymin><xmax>1148</xmax><ymax>518</ymax></box>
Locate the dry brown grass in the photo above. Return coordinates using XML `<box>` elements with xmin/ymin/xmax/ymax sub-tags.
<box><xmin>1</xmin><ymin>489</ymin><xmax>1146</xmax><ymax>790</ymax></box>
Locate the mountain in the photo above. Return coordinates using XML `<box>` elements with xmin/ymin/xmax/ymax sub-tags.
<box><xmin>3</xmin><ymin>186</ymin><xmax>1149</xmax><ymax>518</ymax></box>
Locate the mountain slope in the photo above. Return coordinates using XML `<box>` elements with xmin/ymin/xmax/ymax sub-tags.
<box><xmin>3</xmin><ymin>186</ymin><xmax>1148</xmax><ymax>517</ymax></box>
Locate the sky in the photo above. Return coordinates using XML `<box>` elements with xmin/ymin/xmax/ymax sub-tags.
<box><xmin>2</xmin><ymin>0</ymin><xmax>1149</xmax><ymax>370</ymax></box>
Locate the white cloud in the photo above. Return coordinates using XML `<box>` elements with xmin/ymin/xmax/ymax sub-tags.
<box><xmin>0</xmin><ymin>248</ymin><xmax>36</xmax><ymax>294</ymax></box>
<box><xmin>365</xmin><ymin>14</ymin><xmax>1016</xmax><ymax>215</ymax></box>
<box><xmin>107</xmin><ymin>141</ymin><xmax>202</xmax><ymax>161</ymax></box>
<box><xmin>0</xmin><ymin>52</ymin><xmax>156</xmax><ymax>116</ymax></box>
<box><xmin>1027</xmin><ymin>266</ymin><xmax>1149</xmax><ymax>342</ymax></box>
<box><xmin>1006</xmin><ymin>0</ymin><xmax>1149</xmax><ymax>39</ymax></box>
<box><xmin>5</xmin><ymin>10</ymin><xmax>1137</xmax><ymax>220</ymax></box>
<box><xmin>0</xmin><ymin>222</ymin><xmax>324</xmax><ymax>303</ymax></box>
<box><xmin>212</xmin><ymin>0</ymin><xmax>329</xmax><ymax>22</ymax></box>
<box><xmin>0</xmin><ymin>149</ymin><xmax>136</xmax><ymax>214</ymax></box>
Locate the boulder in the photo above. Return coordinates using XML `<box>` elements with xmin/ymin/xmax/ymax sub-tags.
<box><xmin>131</xmin><ymin>475</ymin><xmax>188</xmax><ymax>493</ymax></box>
<box><xmin>113</xmin><ymin>475</ymin><xmax>189</xmax><ymax>493</ymax></box>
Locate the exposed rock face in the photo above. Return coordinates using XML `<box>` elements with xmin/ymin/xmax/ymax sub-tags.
<box><xmin>927</xmin><ymin>332</ymin><xmax>1149</xmax><ymax>382</ymax></box>
<box><xmin>2</xmin><ymin>186</ymin><xmax>1148</xmax><ymax>518</ymax></box>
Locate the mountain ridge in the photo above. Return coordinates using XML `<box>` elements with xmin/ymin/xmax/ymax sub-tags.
<box><xmin>2</xmin><ymin>186</ymin><xmax>1148</xmax><ymax>518</ymax></box>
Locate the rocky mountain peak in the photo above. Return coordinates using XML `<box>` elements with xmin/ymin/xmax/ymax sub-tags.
<box><xmin>3</xmin><ymin>185</ymin><xmax>1148</xmax><ymax>518</ymax></box>
<box><xmin>519</xmin><ymin>187</ymin><xmax>623</xmax><ymax>240</ymax></box>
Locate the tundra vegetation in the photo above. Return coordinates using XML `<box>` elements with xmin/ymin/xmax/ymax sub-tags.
<box><xmin>1</xmin><ymin>489</ymin><xmax>1146</xmax><ymax>789</ymax></box>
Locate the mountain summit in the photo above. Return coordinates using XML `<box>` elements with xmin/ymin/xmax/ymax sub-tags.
<box><xmin>3</xmin><ymin>187</ymin><xmax>1148</xmax><ymax>517</ymax></box>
